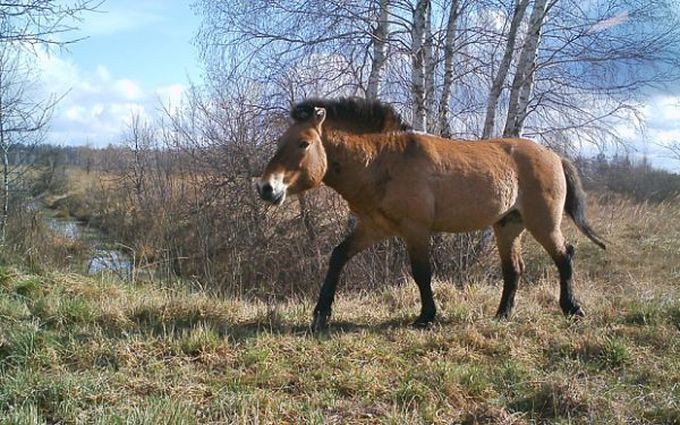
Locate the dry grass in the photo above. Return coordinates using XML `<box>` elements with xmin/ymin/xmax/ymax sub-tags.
<box><xmin>0</xmin><ymin>195</ymin><xmax>679</xmax><ymax>424</ymax></box>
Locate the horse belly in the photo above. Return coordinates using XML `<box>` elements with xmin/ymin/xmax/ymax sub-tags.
<box><xmin>431</xmin><ymin>175</ymin><xmax>517</xmax><ymax>232</ymax></box>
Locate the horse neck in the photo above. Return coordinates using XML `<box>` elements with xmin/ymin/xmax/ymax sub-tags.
<box><xmin>320</xmin><ymin>130</ymin><xmax>380</xmax><ymax>203</ymax></box>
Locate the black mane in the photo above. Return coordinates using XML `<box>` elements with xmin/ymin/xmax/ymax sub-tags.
<box><xmin>291</xmin><ymin>97</ymin><xmax>412</xmax><ymax>133</ymax></box>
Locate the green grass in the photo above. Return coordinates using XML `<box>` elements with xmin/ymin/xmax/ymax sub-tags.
<box><xmin>0</xmin><ymin>196</ymin><xmax>679</xmax><ymax>424</ymax></box>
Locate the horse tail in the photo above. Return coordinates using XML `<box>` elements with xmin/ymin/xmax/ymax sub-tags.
<box><xmin>561</xmin><ymin>158</ymin><xmax>607</xmax><ymax>250</ymax></box>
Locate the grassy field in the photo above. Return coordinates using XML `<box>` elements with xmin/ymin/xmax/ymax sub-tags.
<box><xmin>0</xmin><ymin>195</ymin><xmax>679</xmax><ymax>424</ymax></box>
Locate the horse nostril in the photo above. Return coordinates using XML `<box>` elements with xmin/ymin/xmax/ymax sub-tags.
<box><xmin>262</xmin><ymin>183</ymin><xmax>273</xmax><ymax>194</ymax></box>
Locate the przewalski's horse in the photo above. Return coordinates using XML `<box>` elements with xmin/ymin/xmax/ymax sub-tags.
<box><xmin>256</xmin><ymin>98</ymin><xmax>606</xmax><ymax>331</ymax></box>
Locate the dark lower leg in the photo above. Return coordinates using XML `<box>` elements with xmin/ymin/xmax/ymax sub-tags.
<box><xmin>496</xmin><ymin>261</ymin><xmax>519</xmax><ymax>319</ymax></box>
<box><xmin>312</xmin><ymin>240</ymin><xmax>350</xmax><ymax>331</ymax></box>
<box><xmin>555</xmin><ymin>244</ymin><xmax>585</xmax><ymax>316</ymax></box>
<box><xmin>411</xmin><ymin>258</ymin><xmax>436</xmax><ymax>327</ymax></box>
<box><xmin>492</xmin><ymin>219</ymin><xmax>524</xmax><ymax>320</ymax></box>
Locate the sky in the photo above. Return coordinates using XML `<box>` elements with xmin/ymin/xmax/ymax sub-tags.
<box><xmin>36</xmin><ymin>0</ymin><xmax>202</xmax><ymax>147</ymax></box>
<box><xmin>30</xmin><ymin>1</ymin><xmax>680</xmax><ymax>172</ymax></box>
<box><xmin>612</xmin><ymin>96</ymin><xmax>680</xmax><ymax>172</ymax></box>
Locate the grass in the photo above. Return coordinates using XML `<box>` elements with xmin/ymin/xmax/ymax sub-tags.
<box><xmin>0</xmin><ymin>195</ymin><xmax>679</xmax><ymax>424</ymax></box>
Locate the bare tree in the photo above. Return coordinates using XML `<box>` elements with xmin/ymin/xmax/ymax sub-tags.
<box><xmin>657</xmin><ymin>141</ymin><xmax>680</xmax><ymax>167</ymax></box>
<box><xmin>0</xmin><ymin>44</ymin><xmax>53</xmax><ymax>244</ymax></box>
<box><xmin>122</xmin><ymin>113</ymin><xmax>156</xmax><ymax>205</ymax></box>
<box><xmin>0</xmin><ymin>0</ymin><xmax>101</xmax><ymax>247</ymax></box>
<box><xmin>195</xmin><ymin>0</ymin><xmax>381</xmax><ymax>103</ymax></box>
<box><xmin>0</xmin><ymin>1</ymin><xmax>103</xmax><ymax>48</ymax></box>
<box><xmin>500</xmin><ymin>0</ymin><xmax>680</xmax><ymax>145</ymax></box>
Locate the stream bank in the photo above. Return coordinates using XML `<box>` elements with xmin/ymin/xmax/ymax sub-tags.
<box><xmin>36</xmin><ymin>202</ymin><xmax>134</xmax><ymax>279</ymax></box>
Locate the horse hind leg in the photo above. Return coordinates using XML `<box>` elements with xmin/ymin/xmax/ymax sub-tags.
<box><xmin>526</xmin><ymin>225</ymin><xmax>585</xmax><ymax>317</ymax></box>
<box><xmin>553</xmin><ymin>242</ymin><xmax>584</xmax><ymax>316</ymax></box>
<box><xmin>493</xmin><ymin>211</ymin><xmax>526</xmax><ymax>319</ymax></box>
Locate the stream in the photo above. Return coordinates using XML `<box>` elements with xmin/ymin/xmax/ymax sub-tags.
<box><xmin>38</xmin><ymin>204</ymin><xmax>134</xmax><ymax>279</ymax></box>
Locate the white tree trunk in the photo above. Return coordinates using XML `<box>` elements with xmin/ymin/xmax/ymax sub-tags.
<box><xmin>0</xmin><ymin>78</ymin><xmax>6</xmax><ymax>247</ymax></box>
<box><xmin>424</xmin><ymin>2</ymin><xmax>436</xmax><ymax>133</ymax></box>
<box><xmin>411</xmin><ymin>0</ymin><xmax>429</xmax><ymax>131</ymax></box>
<box><xmin>366</xmin><ymin>0</ymin><xmax>390</xmax><ymax>99</ymax></box>
<box><xmin>503</xmin><ymin>0</ymin><xmax>548</xmax><ymax>138</ymax></box>
<box><xmin>1</xmin><ymin>147</ymin><xmax>7</xmax><ymax>247</ymax></box>
<box><xmin>481</xmin><ymin>0</ymin><xmax>531</xmax><ymax>139</ymax></box>
<box><xmin>438</xmin><ymin>0</ymin><xmax>460</xmax><ymax>138</ymax></box>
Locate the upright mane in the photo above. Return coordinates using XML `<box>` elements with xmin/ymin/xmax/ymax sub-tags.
<box><xmin>291</xmin><ymin>97</ymin><xmax>412</xmax><ymax>134</ymax></box>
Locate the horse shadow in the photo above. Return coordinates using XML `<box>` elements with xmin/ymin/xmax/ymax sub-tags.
<box><xmin>215</xmin><ymin>316</ymin><xmax>462</xmax><ymax>341</ymax></box>
<box><xmin>102</xmin><ymin>307</ymin><xmax>461</xmax><ymax>343</ymax></box>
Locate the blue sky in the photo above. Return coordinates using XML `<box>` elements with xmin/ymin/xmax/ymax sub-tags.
<box><xmin>69</xmin><ymin>0</ymin><xmax>201</xmax><ymax>87</ymax></box>
<box><xmin>38</xmin><ymin>0</ymin><xmax>202</xmax><ymax>147</ymax></box>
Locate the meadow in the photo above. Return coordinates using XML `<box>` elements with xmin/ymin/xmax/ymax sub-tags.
<box><xmin>0</xmin><ymin>192</ymin><xmax>678</xmax><ymax>424</ymax></box>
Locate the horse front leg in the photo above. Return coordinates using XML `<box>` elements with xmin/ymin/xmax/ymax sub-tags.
<box><xmin>405</xmin><ymin>233</ymin><xmax>436</xmax><ymax>328</ymax></box>
<box><xmin>311</xmin><ymin>222</ymin><xmax>385</xmax><ymax>332</ymax></box>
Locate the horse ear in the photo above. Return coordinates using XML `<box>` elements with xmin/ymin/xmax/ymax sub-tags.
<box><xmin>313</xmin><ymin>107</ymin><xmax>326</xmax><ymax>128</ymax></box>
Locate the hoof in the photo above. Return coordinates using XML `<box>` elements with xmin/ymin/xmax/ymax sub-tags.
<box><xmin>495</xmin><ymin>299</ymin><xmax>515</xmax><ymax>320</ymax></box>
<box><xmin>561</xmin><ymin>302</ymin><xmax>586</xmax><ymax>318</ymax></box>
<box><xmin>569</xmin><ymin>306</ymin><xmax>586</xmax><ymax>317</ymax></box>
<box><xmin>410</xmin><ymin>320</ymin><xmax>432</xmax><ymax>329</ymax></box>
<box><xmin>311</xmin><ymin>309</ymin><xmax>331</xmax><ymax>333</ymax></box>
<box><xmin>411</xmin><ymin>312</ymin><xmax>435</xmax><ymax>329</ymax></box>
<box><xmin>495</xmin><ymin>308</ymin><xmax>513</xmax><ymax>320</ymax></box>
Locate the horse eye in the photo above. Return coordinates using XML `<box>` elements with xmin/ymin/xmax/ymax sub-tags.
<box><xmin>299</xmin><ymin>141</ymin><xmax>310</xmax><ymax>149</ymax></box>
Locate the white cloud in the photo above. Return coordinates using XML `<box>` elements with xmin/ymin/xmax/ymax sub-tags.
<box><xmin>588</xmin><ymin>11</ymin><xmax>630</xmax><ymax>33</ymax></box>
<box><xmin>96</xmin><ymin>65</ymin><xmax>112</xmax><ymax>82</ymax></box>
<box><xmin>155</xmin><ymin>83</ymin><xmax>186</xmax><ymax>106</ymax></box>
<box><xmin>619</xmin><ymin>95</ymin><xmax>680</xmax><ymax>171</ymax></box>
<box><xmin>114</xmin><ymin>79</ymin><xmax>143</xmax><ymax>100</ymax></box>
<box><xmin>558</xmin><ymin>95</ymin><xmax>680</xmax><ymax>172</ymax></box>
<box><xmin>33</xmin><ymin>51</ymin><xmax>183</xmax><ymax>147</ymax></box>
<box><xmin>642</xmin><ymin>96</ymin><xmax>680</xmax><ymax>123</ymax></box>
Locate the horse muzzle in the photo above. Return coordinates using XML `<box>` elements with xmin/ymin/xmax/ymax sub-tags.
<box><xmin>256</xmin><ymin>178</ymin><xmax>287</xmax><ymax>205</ymax></box>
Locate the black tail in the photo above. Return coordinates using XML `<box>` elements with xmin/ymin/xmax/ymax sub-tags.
<box><xmin>561</xmin><ymin>159</ymin><xmax>607</xmax><ymax>250</ymax></box>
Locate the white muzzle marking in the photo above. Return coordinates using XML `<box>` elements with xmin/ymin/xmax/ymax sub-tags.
<box><xmin>257</xmin><ymin>173</ymin><xmax>288</xmax><ymax>205</ymax></box>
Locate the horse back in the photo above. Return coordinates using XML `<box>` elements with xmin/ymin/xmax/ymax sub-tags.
<box><xmin>377</xmin><ymin>134</ymin><xmax>565</xmax><ymax>233</ymax></box>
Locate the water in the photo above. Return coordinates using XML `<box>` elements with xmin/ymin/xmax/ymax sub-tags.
<box><xmin>87</xmin><ymin>249</ymin><xmax>133</xmax><ymax>278</ymax></box>
<box><xmin>46</xmin><ymin>218</ymin><xmax>81</xmax><ymax>239</ymax></box>
<box><xmin>39</xmin><ymin>204</ymin><xmax>134</xmax><ymax>279</ymax></box>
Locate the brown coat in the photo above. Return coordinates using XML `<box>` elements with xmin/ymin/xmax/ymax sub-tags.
<box><xmin>257</xmin><ymin>98</ymin><xmax>605</xmax><ymax>331</ymax></box>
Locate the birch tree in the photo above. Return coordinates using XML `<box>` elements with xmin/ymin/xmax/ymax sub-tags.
<box><xmin>195</xmin><ymin>0</ymin><xmax>680</xmax><ymax>147</ymax></box>
<box><xmin>366</xmin><ymin>0</ymin><xmax>390</xmax><ymax>99</ymax></box>
<box><xmin>411</xmin><ymin>0</ymin><xmax>430</xmax><ymax>131</ymax></box>
<box><xmin>423</xmin><ymin>2</ymin><xmax>436</xmax><ymax>132</ymax></box>
<box><xmin>437</xmin><ymin>0</ymin><xmax>461</xmax><ymax>138</ymax></box>
<box><xmin>508</xmin><ymin>0</ymin><xmax>680</xmax><ymax>146</ymax></box>
<box><xmin>503</xmin><ymin>0</ymin><xmax>551</xmax><ymax>138</ymax></box>
<box><xmin>481</xmin><ymin>0</ymin><xmax>530</xmax><ymax>139</ymax></box>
